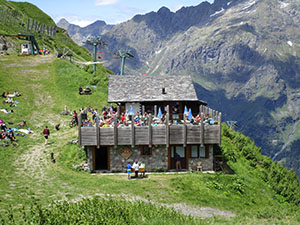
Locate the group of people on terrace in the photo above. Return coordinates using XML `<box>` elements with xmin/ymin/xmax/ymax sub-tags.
<box><xmin>80</xmin><ymin>104</ymin><xmax>219</xmax><ymax>128</ymax></box>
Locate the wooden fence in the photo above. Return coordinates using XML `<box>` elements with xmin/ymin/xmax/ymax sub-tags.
<box><xmin>0</xmin><ymin>5</ymin><xmax>57</xmax><ymax>37</ymax></box>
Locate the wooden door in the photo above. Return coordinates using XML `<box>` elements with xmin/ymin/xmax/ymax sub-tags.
<box><xmin>95</xmin><ymin>147</ymin><xmax>109</xmax><ymax>170</ymax></box>
<box><xmin>170</xmin><ymin>146</ymin><xmax>186</xmax><ymax>170</ymax></box>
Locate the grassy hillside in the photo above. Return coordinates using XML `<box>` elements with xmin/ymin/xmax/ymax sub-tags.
<box><xmin>0</xmin><ymin>55</ymin><xmax>299</xmax><ymax>224</ymax></box>
<box><xmin>0</xmin><ymin>0</ymin><xmax>93</xmax><ymax>62</ymax></box>
<box><xmin>0</xmin><ymin>1</ymin><xmax>300</xmax><ymax>224</ymax></box>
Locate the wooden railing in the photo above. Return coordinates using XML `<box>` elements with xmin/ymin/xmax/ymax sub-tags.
<box><xmin>78</xmin><ymin>106</ymin><xmax>222</xmax><ymax>148</ymax></box>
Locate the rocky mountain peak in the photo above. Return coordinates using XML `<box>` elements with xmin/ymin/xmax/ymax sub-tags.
<box><xmin>88</xmin><ymin>20</ymin><xmax>107</xmax><ymax>28</ymax></box>
<box><xmin>157</xmin><ymin>6</ymin><xmax>171</xmax><ymax>15</ymax></box>
<box><xmin>57</xmin><ymin>18</ymin><xmax>71</xmax><ymax>30</ymax></box>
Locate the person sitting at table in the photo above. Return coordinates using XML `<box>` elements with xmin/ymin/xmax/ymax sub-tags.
<box><xmin>134</xmin><ymin>112</ymin><xmax>140</xmax><ymax>122</ymax></box>
<box><xmin>195</xmin><ymin>113</ymin><xmax>202</xmax><ymax>123</ymax></box>
<box><xmin>140</xmin><ymin>161</ymin><xmax>146</xmax><ymax>178</ymax></box>
<box><xmin>207</xmin><ymin>117</ymin><xmax>215</xmax><ymax>125</ymax></box>
<box><xmin>132</xmin><ymin>160</ymin><xmax>139</xmax><ymax>178</ymax></box>
<box><xmin>121</xmin><ymin>112</ymin><xmax>126</xmax><ymax>124</ymax></box>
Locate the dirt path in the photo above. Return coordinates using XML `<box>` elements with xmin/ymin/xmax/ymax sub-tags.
<box><xmin>67</xmin><ymin>193</ymin><xmax>236</xmax><ymax>218</ymax></box>
<box><xmin>127</xmin><ymin>195</ymin><xmax>236</xmax><ymax>218</ymax></box>
<box><xmin>13</xmin><ymin>55</ymin><xmax>71</xmax><ymax>184</ymax></box>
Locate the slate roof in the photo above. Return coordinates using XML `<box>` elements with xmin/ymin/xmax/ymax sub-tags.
<box><xmin>108</xmin><ymin>75</ymin><xmax>206</xmax><ymax>104</ymax></box>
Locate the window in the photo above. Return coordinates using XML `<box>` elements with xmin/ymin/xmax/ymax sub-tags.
<box><xmin>191</xmin><ymin>145</ymin><xmax>199</xmax><ymax>158</ymax></box>
<box><xmin>190</xmin><ymin>145</ymin><xmax>208</xmax><ymax>158</ymax></box>
<box><xmin>141</xmin><ymin>146</ymin><xmax>152</xmax><ymax>156</ymax></box>
<box><xmin>171</xmin><ymin>146</ymin><xmax>186</xmax><ymax>158</ymax></box>
<box><xmin>200</xmin><ymin>146</ymin><xmax>206</xmax><ymax>158</ymax></box>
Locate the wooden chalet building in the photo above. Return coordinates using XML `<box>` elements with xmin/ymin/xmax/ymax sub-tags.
<box><xmin>78</xmin><ymin>75</ymin><xmax>222</xmax><ymax>172</ymax></box>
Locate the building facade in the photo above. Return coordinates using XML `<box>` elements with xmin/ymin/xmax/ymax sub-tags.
<box><xmin>79</xmin><ymin>75</ymin><xmax>221</xmax><ymax>172</ymax></box>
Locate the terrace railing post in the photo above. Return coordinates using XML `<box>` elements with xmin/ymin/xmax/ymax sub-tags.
<box><xmin>166</xmin><ymin>112</ymin><xmax>170</xmax><ymax>147</ymax></box>
<box><xmin>117</xmin><ymin>106</ymin><xmax>120</xmax><ymax>117</ymax></box>
<box><xmin>154</xmin><ymin>105</ymin><xmax>157</xmax><ymax>117</ymax></box>
<box><xmin>148</xmin><ymin>114</ymin><xmax>152</xmax><ymax>148</ymax></box>
<box><xmin>78</xmin><ymin>113</ymin><xmax>82</xmax><ymax>147</ymax></box>
<box><xmin>96</xmin><ymin>116</ymin><xmax>100</xmax><ymax>148</ymax></box>
<box><xmin>183</xmin><ymin>115</ymin><xmax>187</xmax><ymax>148</ymax></box>
<box><xmin>142</xmin><ymin>105</ymin><xmax>145</xmax><ymax>116</ymax></box>
<box><xmin>114</xmin><ymin>117</ymin><xmax>118</xmax><ymax>148</ymax></box>
<box><xmin>218</xmin><ymin>113</ymin><xmax>222</xmax><ymax>146</ymax></box>
<box><xmin>201</xmin><ymin>113</ymin><xmax>204</xmax><ymax>147</ymax></box>
<box><xmin>131</xmin><ymin>115</ymin><xmax>135</xmax><ymax>148</ymax></box>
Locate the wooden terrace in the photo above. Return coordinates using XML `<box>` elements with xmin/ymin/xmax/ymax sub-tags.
<box><xmin>78</xmin><ymin>105</ymin><xmax>222</xmax><ymax>148</ymax></box>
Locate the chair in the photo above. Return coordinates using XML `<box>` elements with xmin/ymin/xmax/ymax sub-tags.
<box><xmin>196</xmin><ymin>162</ymin><xmax>203</xmax><ymax>172</ymax></box>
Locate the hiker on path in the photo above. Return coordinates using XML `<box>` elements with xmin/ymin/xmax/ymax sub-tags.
<box><xmin>43</xmin><ymin>126</ymin><xmax>50</xmax><ymax>145</ymax></box>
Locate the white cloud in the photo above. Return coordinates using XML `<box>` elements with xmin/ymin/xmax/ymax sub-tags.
<box><xmin>94</xmin><ymin>0</ymin><xmax>118</xmax><ymax>6</ymax></box>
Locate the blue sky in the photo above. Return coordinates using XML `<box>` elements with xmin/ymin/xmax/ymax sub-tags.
<box><xmin>11</xmin><ymin>0</ymin><xmax>213</xmax><ymax>27</ymax></box>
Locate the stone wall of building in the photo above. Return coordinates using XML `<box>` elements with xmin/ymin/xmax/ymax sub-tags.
<box><xmin>189</xmin><ymin>145</ymin><xmax>214</xmax><ymax>171</ymax></box>
<box><xmin>86</xmin><ymin>146</ymin><xmax>94</xmax><ymax>172</ymax></box>
<box><xmin>110</xmin><ymin>145</ymin><xmax>168</xmax><ymax>172</ymax></box>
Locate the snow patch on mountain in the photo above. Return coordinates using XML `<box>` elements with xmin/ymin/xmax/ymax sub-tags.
<box><xmin>287</xmin><ymin>41</ymin><xmax>293</xmax><ymax>47</ymax></box>
<box><xmin>242</xmin><ymin>0</ymin><xmax>256</xmax><ymax>11</ymax></box>
<box><xmin>280</xmin><ymin>1</ymin><xmax>289</xmax><ymax>9</ymax></box>
<box><xmin>210</xmin><ymin>8</ymin><xmax>224</xmax><ymax>17</ymax></box>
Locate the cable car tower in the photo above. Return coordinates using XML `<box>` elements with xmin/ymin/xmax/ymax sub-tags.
<box><xmin>82</xmin><ymin>35</ymin><xmax>106</xmax><ymax>73</ymax></box>
<box><xmin>113</xmin><ymin>49</ymin><xmax>134</xmax><ymax>75</ymax></box>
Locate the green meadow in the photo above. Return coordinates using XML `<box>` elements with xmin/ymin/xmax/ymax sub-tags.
<box><xmin>0</xmin><ymin>55</ymin><xmax>299</xmax><ymax>224</ymax></box>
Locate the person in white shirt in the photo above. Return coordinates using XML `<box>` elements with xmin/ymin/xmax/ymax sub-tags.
<box><xmin>132</xmin><ymin>160</ymin><xmax>139</xmax><ymax>178</ymax></box>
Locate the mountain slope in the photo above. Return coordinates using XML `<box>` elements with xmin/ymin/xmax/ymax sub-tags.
<box><xmin>61</xmin><ymin>0</ymin><xmax>300</xmax><ymax>177</ymax></box>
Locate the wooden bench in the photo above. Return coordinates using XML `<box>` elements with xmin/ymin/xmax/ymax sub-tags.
<box><xmin>131</xmin><ymin>168</ymin><xmax>146</xmax><ymax>177</ymax></box>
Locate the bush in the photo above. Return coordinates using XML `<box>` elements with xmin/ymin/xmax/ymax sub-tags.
<box><xmin>0</xmin><ymin>197</ymin><xmax>199</xmax><ymax>225</ymax></box>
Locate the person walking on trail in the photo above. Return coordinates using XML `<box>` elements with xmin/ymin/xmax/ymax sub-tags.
<box><xmin>43</xmin><ymin>126</ymin><xmax>50</xmax><ymax>145</ymax></box>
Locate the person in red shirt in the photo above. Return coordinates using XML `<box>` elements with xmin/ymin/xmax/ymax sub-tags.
<box><xmin>43</xmin><ymin>126</ymin><xmax>50</xmax><ymax>145</ymax></box>
<box><xmin>195</xmin><ymin>113</ymin><xmax>202</xmax><ymax>123</ymax></box>
<box><xmin>73</xmin><ymin>110</ymin><xmax>78</xmax><ymax>126</ymax></box>
<box><xmin>121</xmin><ymin>112</ymin><xmax>126</xmax><ymax>124</ymax></box>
